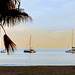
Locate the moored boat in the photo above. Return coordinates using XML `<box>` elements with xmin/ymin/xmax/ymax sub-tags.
<box><xmin>0</xmin><ymin>50</ymin><xmax>6</xmax><ymax>53</ymax></box>
<box><xmin>66</xmin><ymin>30</ymin><xmax>75</xmax><ymax>53</ymax></box>
<box><xmin>24</xmin><ymin>35</ymin><xmax>36</xmax><ymax>53</ymax></box>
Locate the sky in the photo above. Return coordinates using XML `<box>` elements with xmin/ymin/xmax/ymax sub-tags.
<box><xmin>1</xmin><ymin>0</ymin><xmax>75</xmax><ymax>49</ymax></box>
<box><xmin>20</xmin><ymin>0</ymin><xmax>75</xmax><ymax>31</ymax></box>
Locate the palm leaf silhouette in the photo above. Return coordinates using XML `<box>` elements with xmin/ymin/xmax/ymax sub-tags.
<box><xmin>0</xmin><ymin>24</ymin><xmax>16</xmax><ymax>54</ymax></box>
<box><xmin>4</xmin><ymin>34</ymin><xmax>16</xmax><ymax>54</ymax></box>
<box><xmin>0</xmin><ymin>0</ymin><xmax>32</xmax><ymax>54</ymax></box>
<box><xmin>0</xmin><ymin>0</ymin><xmax>32</xmax><ymax>26</ymax></box>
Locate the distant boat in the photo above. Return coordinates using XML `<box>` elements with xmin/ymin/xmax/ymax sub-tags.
<box><xmin>0</xmin><ymin>50</ymin><xmax>6</xmax><ymax>53</ymax></box>
<box><xmin>24</xmin><ymin>35</ymin><xmax>36</xmax><ymax>53</ymax></box>
<box><xmin>65</xmin><ymin>30</ymin><xmax>75</xmax><ymax>53</ymax></box>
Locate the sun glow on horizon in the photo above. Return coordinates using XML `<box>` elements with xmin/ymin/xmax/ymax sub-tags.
<box><xmin>0</xmin><ymin>26</ymin><xmax>73</xmax><ymax>49</ymax></box>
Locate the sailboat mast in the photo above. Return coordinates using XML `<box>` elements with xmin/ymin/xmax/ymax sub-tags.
<box><xmin>72</xmin><ymin>30</ymin><xmax>73</xmax><ymax>47</ymax></box>
<box><xmin>29</xmin><ymin>35</ymin><xmax>31</xmax><ymax>49</ymax></box>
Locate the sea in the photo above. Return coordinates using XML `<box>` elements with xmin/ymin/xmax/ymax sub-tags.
<box><xmin>0</xmin><ymin>49</ymin><xmax>75</xmax><ymax>66</ymax></box>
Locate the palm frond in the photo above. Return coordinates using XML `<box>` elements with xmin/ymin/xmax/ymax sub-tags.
<box><xmin>3</xmin><ymin>9</ymin><xmax>32</xmax><ymax>26</ymax></box>
<box><xmin>0</xmin><ymin>0</ymin><xmax>32</xmax><ymax>54</ymax></box>
<box><xmin>4</xmin><ymin>34</ymin><xmax>16</xmax><ymax>54</ymax></box>
<box><xmin>0</xmin><ymin>0</ymin><xmax>32</xmax><ymax>26</ymax></box>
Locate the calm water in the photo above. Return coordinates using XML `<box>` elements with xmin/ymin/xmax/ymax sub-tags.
<box><xmin>0</xmin><ymin>49</ymin><xmax>75</xmax><ymax>66</ymax></box>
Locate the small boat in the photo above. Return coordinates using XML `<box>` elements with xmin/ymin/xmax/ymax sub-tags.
<box><xmin>66</xmin><ymin>30</ymin><xmax>75</xmax><ymax>53</ymax></box>
<box><xmin>24</xmin><ymin>49</ymin><xmax>36</xmax><ymax>53</ymax></box>
<box><xmin>0</xmin><ymin>50</ymin><xmax>6</xmax><ymax>53</ymax></box>
<box><xmin>24</xmin><ymin>35</ymin><xmax>36</xmax><ymax>53</ymax></box>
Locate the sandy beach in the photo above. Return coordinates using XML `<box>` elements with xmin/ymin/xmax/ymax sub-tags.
<box><xmin>0</xmin><ymin>66</ymin><xmax>75</xmax><ymax>75</ymax></box>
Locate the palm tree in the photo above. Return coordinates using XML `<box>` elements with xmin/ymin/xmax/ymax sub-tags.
<box><xmin>0</xmin><ymin>0</ymin><xmax>32</xmax><ymax>54</ymax></box>
<box><xmin>0</xmin><ymin>0</ymin><xmax>32</xmax><ymax>26</ymax></box>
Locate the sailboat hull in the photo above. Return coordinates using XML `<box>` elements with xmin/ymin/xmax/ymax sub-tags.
<box><xmin>0</xmin><ymin>50</ymin><xmax>6</xmax><ymax>53</ymax></box>
<box><xmin>24</xmin><ymin>50</ymin><xmax>32</xmax><ymax>53</ymax></box>
<box><xmin>24</xmin><ymin>50</ymin><xmax>36</xmax><ymax>53</ymax></box>
<box><xmin>65</xmin><ymin>49</ymin><xmax>75</xmax><ymax>53</ymax></box>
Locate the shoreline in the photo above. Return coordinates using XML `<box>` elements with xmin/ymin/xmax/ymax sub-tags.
<box><xmin>0</xmin><ymin>66</ymin><xmax>75</xmax><ymax>75</ymax></box>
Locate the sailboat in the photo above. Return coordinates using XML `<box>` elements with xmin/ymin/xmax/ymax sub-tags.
<box><xmin>24</xmin><ymin>35</ymin><xmax>36</xmax><ymax>53</ymax></box>
<box><xmin>65</xmin><ymin>30</ymin><xmax>75</xmax><ymax>53</ymax></box>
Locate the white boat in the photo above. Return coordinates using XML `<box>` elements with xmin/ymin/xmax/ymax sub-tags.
<box><xmin>66</xmin><ymin>30</ymin><xmax>75</xmax><ymax>53</ymax></box>
<box><xmin>24</xmin><ymin>35</ymin><xmax>36</xmax><ymax>53</ymax></box>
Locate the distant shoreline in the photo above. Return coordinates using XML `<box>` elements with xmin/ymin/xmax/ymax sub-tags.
<box><xmin>0</xmin><ymin>66</ymin><xmax>75</xmax><ymax>75</ymax></box>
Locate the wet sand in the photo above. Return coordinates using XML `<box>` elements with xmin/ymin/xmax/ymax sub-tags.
<box><xmin>0</xmin><ymin>66</ymin><xmax>75</xmax><ymax>75</ymax></box>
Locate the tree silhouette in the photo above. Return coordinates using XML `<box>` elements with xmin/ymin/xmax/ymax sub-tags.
<box><xmin>0</xmin><ymin>0</ymin><xmax>32</xmax><ymax>54</ymax></box>
<box><xmin>0</xmin><ymin>0</ymin><xmax>32</xmax><ymax>26</ymax></box>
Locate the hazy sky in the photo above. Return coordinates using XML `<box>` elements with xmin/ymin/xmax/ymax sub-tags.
<box><xmin>20</xmin><ymin>0</ymin><xmax>75</xmax><ymax>31</ymax></box>
<box><xmin>1</xmin><ymin>0</ymin><xmax>75</xmax><ymax>49</ymax></box>
<box><xmin>0</xmin><ymin>27</ymin><xmax>72</xmax><ymax>49</ymax></box>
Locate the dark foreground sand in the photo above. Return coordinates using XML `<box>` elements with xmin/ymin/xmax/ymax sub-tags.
<box><xmin>0</xmin><ymin>66</ymin><xmax>75</xmax><ymax>75</ymax></box>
